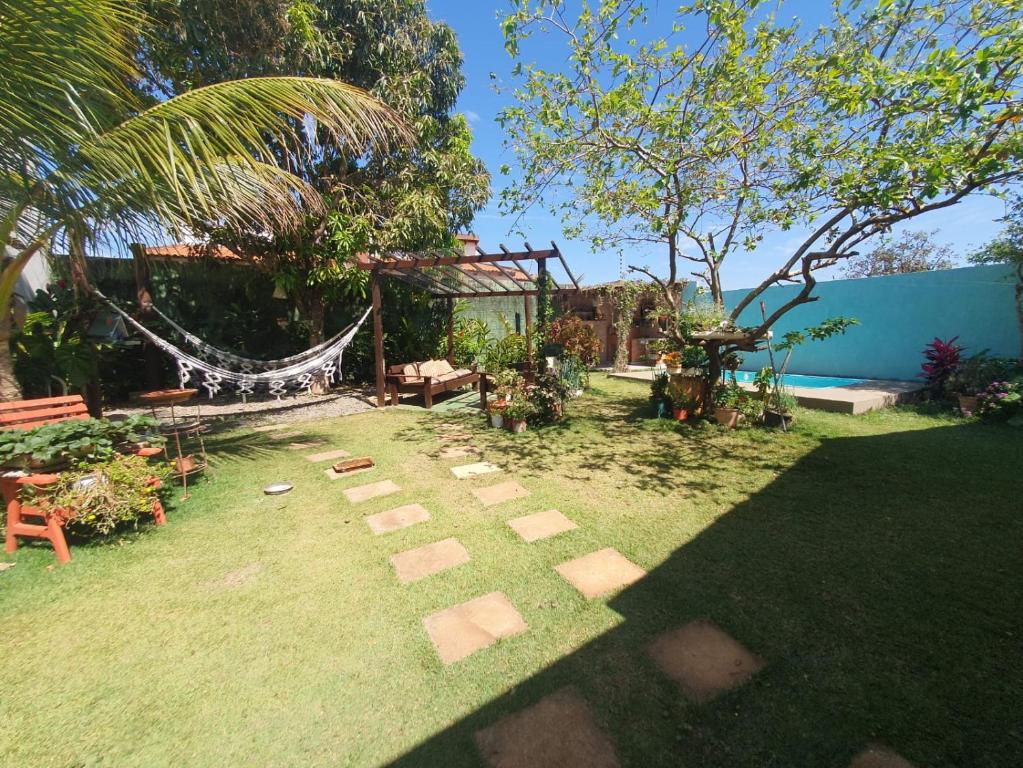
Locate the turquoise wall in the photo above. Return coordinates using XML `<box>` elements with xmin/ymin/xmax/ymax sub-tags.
<box><xmin>724</xmin><ymin>264</ymin><xmax>1020</xmax><ymax>381</ymax></box>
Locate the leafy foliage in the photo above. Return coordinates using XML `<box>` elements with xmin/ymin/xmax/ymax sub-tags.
<box><xmin>843</xmin><ymin>231</ymin><xmax>957</xmax><ymax>279</ymax></box>
<box><xmin>977</xmin><ymin>378</ymin><xmax>1023</xmax><ymax>423</ymax></box>
<box><xmin>0</xmin><ymin>415</ymin><xmax>162</xmax><ymax>470</ymax></box>
<box><xmin>547</xmin><ymin>314</ymin><xmax>601</xmax><ymax>367</ymax></box>
<box><xmin>947</xmin><ymin>352</ymin><xmax>1021</xmax><ymax>396</ymax></box>
<box><xmin>921</xmin><ymin>337</ymin><xmax>965</xmax><ymax>398</ymax></box>
<box><xmin>499</xmin><ymin>0</ymin><xmax>1023</xmax><ymax>385</ymax></box>
<box><xmin>45</xmin><ymin>454</ymin><xmax>171</xmax><ymax>538</ymax></box>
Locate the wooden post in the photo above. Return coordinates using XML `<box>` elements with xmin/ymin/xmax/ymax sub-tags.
<box><xmin>446</xmin><ymin>297</ymin><xmax>454</xmax><ymax>363</ymax></box>
<box><xmin>524</xmin><ymin>293</ymin><xmax>533</xmax><ymax>369</ymax></box>
<box><xmin>536</xmin><ymin>257</ymin><xmax>548</xmax><ymax>335</ymax></box>
<box><xmin>371</xmin><ymin>269</ymin><xmax>386</xmax><ymax>408</ymax></box>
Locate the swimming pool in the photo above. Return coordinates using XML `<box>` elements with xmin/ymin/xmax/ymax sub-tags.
<box><xmin>730</xmin><ymin>370</ymin><xmax>866</xmax><ymax>389</ymax></box>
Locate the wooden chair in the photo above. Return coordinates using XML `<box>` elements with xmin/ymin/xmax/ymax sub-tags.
<box><xmin>386</xmin><ymin>359</ymin><xmax>487</xmax><ymax>409</ymax></box>
<box><xmin>0</xmin><ymin>395</ymin><xmax>165</xmax><ymax>564</ymax></box>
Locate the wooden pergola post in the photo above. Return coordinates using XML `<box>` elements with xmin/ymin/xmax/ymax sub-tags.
<box><xmin>524</xmin><ymin>293</ymin><xmax>533</xmax><ymax>369</ymax></box>
<box><xmin>446</xmin><ymin>297</ymin><xmax>454</xmax><ymax>363</ymax></box>
<box><xmin>371</xmin><ymin>268</ymin><xmax>386</xmax><ymax>407</ymax></box>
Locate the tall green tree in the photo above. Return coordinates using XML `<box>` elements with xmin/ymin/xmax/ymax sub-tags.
<box><xmin>141</xmin><ymin>0</ymin><xmax>491</xmax><ymax>354</ymax></box>
<box><xmin>500</xmin><ymin>0</ymin><xmax>1023</xmax><ymax>386</ymax></box>
<box><xmin>971</xmin><ymin>194</ymin><xmax>1023</xmax><ymax>362</ymax></box>
<box><xmin>842</xmin><ymin>230</ymin><xmax>957</xmax><ymax>278</ymax></box>
<box><xmin>0</xmin><ymin>0</ymin><xmax>407</xmax><ymax>405</ymax></box>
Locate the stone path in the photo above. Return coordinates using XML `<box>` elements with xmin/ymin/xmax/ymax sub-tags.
<box><xmin>473</xmin><ymin>481</ymin><xmax>529</xmax><ymax>507</ymax></box>
<box><xmin>365</xmin><ymin>503</ymin><xmax>430</xmax><ymax>535</ymax></box>
<box><xmin>646</xmin><ymin>619</ymin><xmax>764</xmax><ymax>703</ymax></box>
<box><xmin>554</xmin><ymin>548</ymin><xmax>646</xmax><ymax>599</ymax></box>
<box><xmin>422</xmin><ymin>591</ymin><xmax>528</xmax><ymax>665</ymax></box>
<box><xmin>474</xmin><ymin>687</ymin><xmax>620</xmax><ymax>768</ymax></box>
<box><xmin>451</xmin><ymin>461</ymin><xmax>501</xmax><ymax>479</ymax></box>
<box><xmin>507</xmin><ymin>510</ymin><xmax>577</xmax><ymax>543</ymax></box>
<box><xmin>390</xmin><ymin>538</ymin><xmax>470</xmax><ymax>584</ymax></box>
<box><xmin>343</xmin><ymin>479</ymin><xmax>400</xmax><ymax>504</ymax></box>
<box><xmin>318</xmin><ymin>418</ymin><xmax>891</xmax><ymax>766</ymax></box>
<box><xmin>305</xmin><ymin>448</ymin><xmax>351</xmax><ymax>463</ymax></box>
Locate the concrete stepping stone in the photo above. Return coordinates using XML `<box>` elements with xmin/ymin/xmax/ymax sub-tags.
<box><xmin>343</xmin><ymin>479</ymin><xmax>400</xmax><ymax>503</ymax></box>
<box><xmin>390</xmin><ymin>537</ymin><xmax>470</xmax><ymax>584</ymax></box>
<box><xmin>451</xmin><ymin>461</ymin><xmax>501</xmax><ymax>479</ymax></box>
<box><xmin>849</xmin><ymin>745</ymin><xmax>916</xmax><ymax>768</ymax></box>
<box><xmin>422</xmin><ymin>591</ymin><xmax>527</xmax><ymax>664</ymax></box>
<box><xmin>646</xmin><ymin>618</ymin><xmax>765</xmax><ymax>704</ymax></box>
<box><xmin>554</xmin><ymin>548</ymin><xmax>646</xmax><ymax>599</ymax></box>
<box><xmin>305</xmin><ymin>448</ymin><xmax>352</xmax><ymax>463</ymax></box>
<box><xmin>439</xmin><ymin>445</ymin><xmax>480</xmax><ymax>459</ymax></box>
<box><xmin>475</xmin><ymin>687</ymin><xmax>620</xmax><ymax>768</ymax></box>
<box><xmin>286</xmin><ymin>441</ymin><xmax>322</xmax><ymax>450</ymax></box>
<box><xmin>508</xmin><ymin>509</ymin><xmax>578</xmax><ymax>543</ymax></box>
<box><xmin>365</xmin><ymin>503</ymin><xmax>430</xmax><ymax>535</ymax></box>
<box><xmin>473</xmin><ymin>481</ymin><xmax>529</xmax><ymax>507</ymax></box>
<box><xmin>323</xmin><ymin>466</ymin><xmax>372</xmax><ymax>478</ymax></box>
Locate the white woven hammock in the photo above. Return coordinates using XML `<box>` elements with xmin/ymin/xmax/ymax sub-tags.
<box><xmin>147</xmin><ymin>302</ymin><xmax>355</xmax><ymax>373</ymax></box>
<box><xmin>94</xmin><ymin>290</ymin><xmax>371</xmax><ymax>400</ymax></box>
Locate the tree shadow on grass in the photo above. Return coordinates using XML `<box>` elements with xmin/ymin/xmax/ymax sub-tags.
<box><xmin>387</xmin><ymin>421</ymin><xmax>1023</xmax><ymax>768</ymax></box>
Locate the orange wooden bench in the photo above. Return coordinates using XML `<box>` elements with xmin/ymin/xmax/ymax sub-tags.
<box><xmin>0</xmin><ymin>395</ymin><xmax>165</xmax><ymax>564</ymax></box>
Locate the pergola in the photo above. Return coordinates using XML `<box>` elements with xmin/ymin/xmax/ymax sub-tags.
<box><xmin>357</xmin><ymin>240</ymin><xmax>581</xmax><ymax>407</ymax></box>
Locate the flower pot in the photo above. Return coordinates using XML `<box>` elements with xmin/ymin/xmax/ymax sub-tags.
<box><xmin>673</xmin><ymin>408</ymin><xmax>689</xmax><ymax>422</ymax></box>
<box><xmin>957</xmin><ymin>394</ymin><xmax>979</xmax><ymax>415</ymax></box>
<box><xmin>175</xmin><ymin>454</ymin><xmax>197</xmax><ymax>474</ymax></box>
<box><xmin>714</xmin><ymin>406</ymin><xmax>740</xmax><ymax>429</ymax></box>
<box><xmin>763</xmin><ymin>409</ymin><xmax>794</xmax><ymax>429</ymax></box>
<box><xmin>508</xmin><ymin>419</ymin><xmax>527</xmax><ymax>433</ymax></box>
<box><xmin>666</xmin><ymin>366</ymin><xmax>682</xmax><ymax>375</ymax></box>
<box><xmin>489</xmin><ymin>412</ymin><xmax>504</xmax><ymax>429</ymax></box>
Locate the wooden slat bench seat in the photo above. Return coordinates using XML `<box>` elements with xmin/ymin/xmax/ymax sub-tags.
<box><xmin>386</xmin><ymin>359</ymin><xmax>487</xmax><ymax>409</ymax></box>
<box><xmin>0</xmin><ymin>395</ymin><xmax>90</xmax><ymax>430</ymax></box>
<box><xmin>1</xmin><ymin>394</ymin><xmax>164</xmax><ymax>564</ymax></box>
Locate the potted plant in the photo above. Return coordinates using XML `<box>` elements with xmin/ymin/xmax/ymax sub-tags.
<box><xmin>764</xmin><ymin>390</ymin><xmax>797</xmax><ymax>428</ymax></box>
<box><xmin>503</xmin><ymin>398</ymin><xmax>535</xmax><ymax>433</ymax></box>
<box><xmin>663</xmin><ymin>350</ymin><xmax>682</xmax><ymax>374</ymax></box>
<box><xmin>712</xmin><ymin>380</ymin><xmax>742</xmax><ymax>428</ymax></box>
<box><xmin>487</xmin><ymin>400</ymin><xmax>506</xmax><ymax>429</ymax></box>
<box><xmin>672</xmin><ymin>394</ymin><xmax>696</xmax><ymax>421</ymax></box>
<box><xmin>947</xmin><ymin>353</ymin><xmax>1018</xmax><ymax>415</ymax></box>
<box><xmin>649</xmin><ymin>372</ymin><xmax>672</xmax><ymax>418</ymax></box>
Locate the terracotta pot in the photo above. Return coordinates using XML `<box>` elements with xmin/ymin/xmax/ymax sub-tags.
<box><xmin>673</xmin><ymin>408</ymin><xmax>689</xmax><ymax>422</ymax></box>
<box><xmin>957</xmin><ymin>394</ymin><xmax>979</xmax><ymax>415</ymax></box>
<box><xmin>714</xmin><ymin>406</ymin><xmax>740</xmax><ymax>429</ymax></box>
<box><xmin>175</xmin><ymin>454</ymin><xmax>197</xmax><ymax>474</ymax></box>
<box><xmin>508</xmin><ymin>419</ymin><xmax>528</xmax><ymax>433</ymax></box>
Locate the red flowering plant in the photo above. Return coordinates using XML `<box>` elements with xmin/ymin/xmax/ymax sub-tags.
<box><xmin>921</xmin><ymin>336</ymin><xmax>964</xmax><ymax>398</ymax></box>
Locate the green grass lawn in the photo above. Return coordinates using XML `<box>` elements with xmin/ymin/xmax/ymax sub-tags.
<box><xmin>2</xmin><ymin>374</ymin><xmax>1021</xmax><ymax>767</ymax></box>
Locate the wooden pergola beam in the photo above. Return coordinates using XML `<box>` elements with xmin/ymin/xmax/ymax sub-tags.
<box><xmin>357</xmin><ymin>249</ymin><xmax>558</xmax><ymax>271</ymax></box>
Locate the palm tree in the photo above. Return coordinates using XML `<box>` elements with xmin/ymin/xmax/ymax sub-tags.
<box><xmin>0</xmin><ymin>0</ymin><xmax>409</xmax><ymax>401</ymax></box>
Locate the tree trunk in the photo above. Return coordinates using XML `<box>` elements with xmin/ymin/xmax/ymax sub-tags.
<box><xmin>299</xmin><ymin>294</ymin><xmax>329</xmax><ymax>395</ymax></box>
<box><xmin>705</xmin><ymin>342</ymin><xmax>723</xmax><ymax>409</ymax></box>
<box><xmin>0</xmin><ymin>312</ymin><xmax>22</xmax><ymax>401</ymax></box>
<box><xmin>69</xmin><ymin>231</ymin><xmax>103</xmax><ymax>417</ymax></box>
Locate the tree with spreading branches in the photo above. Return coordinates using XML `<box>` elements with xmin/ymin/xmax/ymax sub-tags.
<box><xmin>842</xmin><ymin>230</ymin><xmax>957</xmax><ymax>278</ymax></box>
<box><xmin>499</xmin><ymin>0</ymin><xmax>1023</xmax><ymax>389</ymax></box>
<box><xmin>0</xmin><ymin>0</ymin><xmax>408</xmax><ymax>404</ymax></box>
<box><xmin>141</xmin><ymin>0</ymin><xmax>491</xmax><ymax>359</ymax></box>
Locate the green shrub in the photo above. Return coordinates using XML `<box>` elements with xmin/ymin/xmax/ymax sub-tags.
<box><xmin>45</xmin><ymin>455</ymin><xmax>171</xmax><ymax>538</ymax></box>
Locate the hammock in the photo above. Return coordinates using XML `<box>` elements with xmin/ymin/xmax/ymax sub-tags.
<box><xmin>94</xmin><ymin>290</ymin><xmax>371</xmax><ymax>400</ymax></box>
<box><xmin>147</xmin><ymin>303</ymin><xmax>354</xmax><ymax>373</ymax></box>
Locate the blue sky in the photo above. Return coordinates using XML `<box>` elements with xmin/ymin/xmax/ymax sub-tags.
<box><xmin>426</xmin><ymin>0</ymin><xmax>1013</xmax><ymax>290</ymax></box>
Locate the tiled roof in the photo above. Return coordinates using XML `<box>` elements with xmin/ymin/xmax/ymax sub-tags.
<box><xmin>145</xmin><ymin>243</ymin><xmax>241</xmax><ymax>261</ymax></box>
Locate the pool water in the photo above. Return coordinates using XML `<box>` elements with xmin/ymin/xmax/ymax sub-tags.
<box><xmin>731</xmin><ymin>370</ymin><xmax>865</xmax><ymax>389</ymax></box>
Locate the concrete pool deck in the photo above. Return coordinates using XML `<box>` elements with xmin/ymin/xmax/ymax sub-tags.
<box><xmin>606</xmin><ymin>368</ymin><xmax>923</xmax><ymax>414</ymax></box>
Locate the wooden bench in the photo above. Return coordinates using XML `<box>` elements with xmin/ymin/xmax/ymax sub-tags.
<box><xmin>386</xmin><ymin>359</ymin><xmax>487</xmax><ymax>409</ymax></box>
<box><xmin>0</xmin><ymin>395</ymin><xmax>165</xmax><ymax>564</ymax></box>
